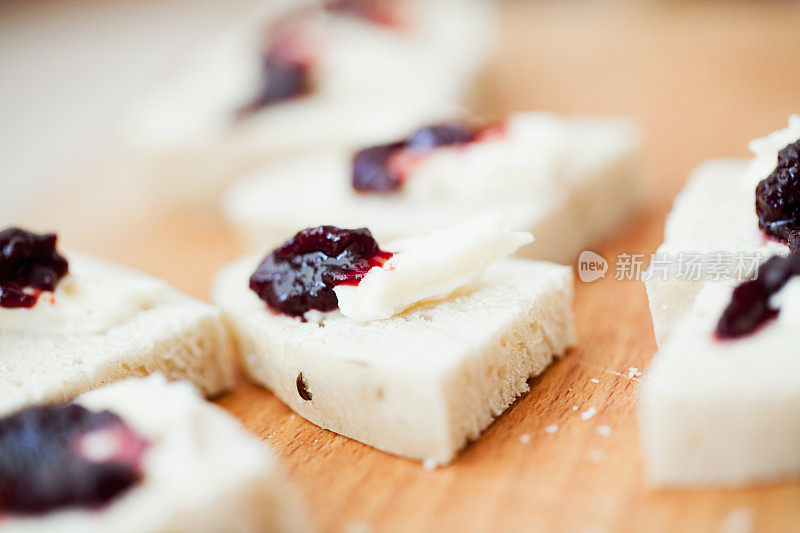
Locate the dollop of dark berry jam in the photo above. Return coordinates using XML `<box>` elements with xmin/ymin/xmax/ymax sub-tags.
<box><xmin>324</xmin><ymin>0</ymin><xmax>399</xmax><ymax>26</ymax></box>
<box><xmin>756</xmin><ymin>139</ymin><xmax>800</xmax><ymax>249</ymax></box>
<box><xmin>250</xmin><ymin>226</ymin><xmax>391</xmax><ymax>316</ymax></box>
<box><xmin>0</xmin><ymin>227</ymin><xmax>68</xmax><ymax>309</ymax></box>
<box><xmin>351</xmin><ymin>142</ymin><xmax>405</xmax><ymax>192</ymax></box>
<box><xmin>237</xmin><ymin>32</ymin><xmax>312</xmax><ymax>118</ymax></box>
<box><xmin>352</xmin><ymin>123</ymin><xmax>477</xmax><ymax>192</ymax></box>
<box><xmin>0</xmin><ymin>404</ymin><xmax>148</xmax><ymax>514</ymax></box>
<box><xmin>716</xmin><ymin>253</ymin><xmax>800</xmax><ymax>339</ymax></box>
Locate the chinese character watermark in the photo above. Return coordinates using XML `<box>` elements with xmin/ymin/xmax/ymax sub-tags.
<box><xmin>577</xmin><ymin>251</ymin><xmax>767</xmax><ymax>283</ymax></box>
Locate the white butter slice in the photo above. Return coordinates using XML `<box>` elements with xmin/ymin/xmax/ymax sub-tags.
<box><xmin>745</xmin><ymin>114</ymin><xmax>800</xmax><ymax>187</ymax></box>
<box><xmin>402</xmin><ymin>113</ymin><xmax>572</xmax><ymax>200</ymax></box>
<box><xmin>333</xmin><ymin>214</ymin><xmax>533</xmax><ymax>321</ymax></box>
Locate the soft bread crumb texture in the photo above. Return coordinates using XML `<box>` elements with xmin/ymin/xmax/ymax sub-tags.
<box><xmin>1</xmin><ymin>375</ymin><xmax>307</xmax><ymax>533</ymax></box>
<box><xmin>213</xmin><ymin>257</ymin><xmax>575</xmax><ymax>463</ymax></box>
<box><xmin>0</xmin><ymin>254</ymin><xmax>236</xmax><ymax>416</ymax></box>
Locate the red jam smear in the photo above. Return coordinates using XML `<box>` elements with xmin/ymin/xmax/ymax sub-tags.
<box><xmin>334</xmin><ymin>249</ymin><xmax>393</xmax><ymax>286</ymax></box>
<box><xmin>351</xmin><ymin>122</ymin><xmax>505</xmax><ymax>193</ymax></box>
<box><xmin>0</xmin><ymin>227</ymin><xmax>68</xmax><ymax>309</ymax></box>
<box><xmin>0</xmin><ymin>404</ymin><xmax>148</xmax><ymax>514</ymax></box>
<box><xmin>324</xmin><ymin>0</ymin><xmax>402</xmax><ymax>27</ymax></box>
<box><xmin>249</xmin><ymin>226</ymin><xmax>392</xmax><ymax>316</ymax></box>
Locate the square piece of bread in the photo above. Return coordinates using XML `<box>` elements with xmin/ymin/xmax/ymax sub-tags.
<box><xmin>640</xmin><ymin>280</ymin><xmax>800</xmax><ymax>486</ymax></box>
<box><xmin>213</xmin><ymin>257</ymin><xmax>575</xmax><ymax>464</ymax></box>
<box><xmin>0</xmin><ymin>253</ymin><xmax>235</xmax><ymax>416</ymax></box>
<box><xmin>223</xmin><ymin>116</ymin><xmax>640</xmax><ymax>264</ymax></box>
<box><xmin>0</xmin><ymin>375</ymin><xmax>307</xmax><ymax>532</ymax></box>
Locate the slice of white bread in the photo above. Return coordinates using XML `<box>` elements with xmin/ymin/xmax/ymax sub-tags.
<box><xmin>640</xmin><ymin>280</ymin><xmax>800</xmax><ymax>486</ymax></box>
<box><xmin>644</xmin><ymin>160</ymin><xmax>785</xmax><ymax>346</ymax></box>
<box><xmin>213</xmin><ymin>256</ymin><xmax>575</xmax><ymax>464</ymax></box>
<box><xmin>223</xmin><ymin>117</ymin><xmax>640</xmax><ymax>264</ymax></box>
<box><xmin>0</xmin><ymin>375</ymin><xmax>307</xmax><ymax>533</ymax></box>
<box><xmin>0</xmin><ymin>253</ymin><xmax>235</xmax><ymax>416</ymax></box>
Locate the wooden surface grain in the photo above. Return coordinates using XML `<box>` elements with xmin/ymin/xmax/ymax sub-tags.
<box><xmin>12</xmin><ymin>2</ymin><xmax>800</xmax><ymax>532</ymax></box>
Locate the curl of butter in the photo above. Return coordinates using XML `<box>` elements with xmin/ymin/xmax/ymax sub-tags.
<box><xmin>334</xmin><ymin>213</ymin><xmax>533</xmax><ymax>321</ymax></box>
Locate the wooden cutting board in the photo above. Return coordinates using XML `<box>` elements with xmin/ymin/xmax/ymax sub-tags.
<box><xmin>14</xmin><ymin>2</ymin><xmax>800</xmax><ymax>531</ymax></box>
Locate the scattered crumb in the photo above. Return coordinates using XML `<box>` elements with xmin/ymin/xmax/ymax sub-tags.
<box><xmin>581</xmin><ymin>407</ymin><xmax>597</xmax><ymax>420</ymax></box>
<box><xmin>606</xmin><ymin>369</ymin><xmax>640</xmax><ymax>382</ymax></box>
<box><xmin>596</xmin><ymin>425</ymin><xmax>612</xmax><ymax>437</ymax></box>
<box><xmin>544</xmin><ymin>424</ymin><xmax>559</xmax><ymax>434</ymax></box>
<box><xmin>720</xmin><ymin>508</ymin><xmax>754</xmax><ymax>533</ymax></box>
<box><xmin>590</xmin><ymin>378</ymin><xmax>600</xmax><ymax>384</ymax></box>
<box><xmin>572</xmin><ymin>405</ymin><xmax>579</xmax><ymax>411</ymax></box>
<box><xmin>627</xmin><ymin>366</ymin><xmax>642</xmax><ymax>378</ymax></box>
<box><xmin>586</xmin><ymin>449</ymin><xmax>606</xmax><ymax>464</ymax></box>
<box><xmin>567</xmin><ymin>387</ymin><xmax>573</xmax><ymax>392</ymax></box>
<box><xmin>520</xmin><ymin>433</ymin><xmax>531</xmax><ymax>443</ymax></box>
<box><xmin>289</xmin><ymin>414</ymin><xmax>296</xmax><ymax>420</ymax></box>
<box><xmin>422</xmin><ymin>459</ymin><xmax>438</xmax><ymax>471</ymax></box>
